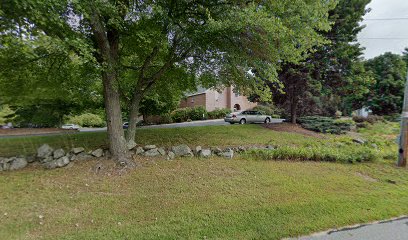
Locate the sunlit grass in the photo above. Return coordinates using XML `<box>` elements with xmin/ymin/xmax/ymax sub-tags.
<box><xmin>1</xmin><ymin>158</ymin><xmax>408</xmax><ymax>240</ymax></box>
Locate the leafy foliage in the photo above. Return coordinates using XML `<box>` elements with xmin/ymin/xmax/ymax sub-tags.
<box><xmin>364</xmin><ymin>52</ymin><xmax>407</xmax><ymax>115</ymax></box>
<box><xmin>0</xmin><ymin>105</ymin><xmax>15</xmax><ymax>125</ymax></box>
<box><xmin>171</xmin><ymin>106</ymin><xmax>208</xmax><ymax>122</ymax></box>
<box><xmin>272</xmin><ymin>0</ymin><xmax>372</xmax><ymax>122</ymax></box>
<box><xmin>11</xmin><ymin>102</ymin><xmax>70</xmax><ymax>127</ymax></box>
<box><xmin>208</xmin><ymin>108</ymin><xmax>232</xmax><ymax>119</ymax></box>
<box><xmin>252</xmin><ymin>104</ymin><xmax>282</xmax><ymax>118</ymax></box>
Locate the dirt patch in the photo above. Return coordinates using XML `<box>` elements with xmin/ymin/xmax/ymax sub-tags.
<box><xmin>261</xmin><ymin>123</ymin><xmax>325</xmax><ymax>138</ymax></box>
<box><xmin>0</xmin><ymin>128</ymin><xmax>78</xmax><ymax>136</ymax></box>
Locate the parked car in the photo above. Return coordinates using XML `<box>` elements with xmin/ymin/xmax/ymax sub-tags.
<box><xmin>123</xmin><ymin>122</ymin><xmax>129</xmax><ymax>129</ymax></box>
<box><xmin>61</xmin><ymin>124</ymin><xmax>80</xmax><ymax>130</ymax></box>
<box><xmin>224</xmin><ymin>111</ymin><xmax>272</xmax><ymax>124</ymax></box>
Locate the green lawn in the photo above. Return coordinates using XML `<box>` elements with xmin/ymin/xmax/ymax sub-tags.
<box><xmin>1</xmin><ymin>122</ymin><xmax>407</xmax><ymax>239</ymax></box>
<box><xmin>0</xmin><ymin>125</ymin><xmax>329</xmax><ymax>157</ymax></box>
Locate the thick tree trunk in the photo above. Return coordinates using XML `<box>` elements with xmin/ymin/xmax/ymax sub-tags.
<box><xmin>291</xmin><ymin>100</ymin><xmax>297</xmax><ymax>124</ymax></box>
<box><xmin>126</xmin><ymin>91</ymin><xmax>142</xmax><ymax>143</ymax></box>
<box><xmin>290</xmin><ymin>83</ymin><xmax>298</xmax><ymax>124</ymax></box>
<box><xmin>102</xmin><ymin>72</ymin><xmax>131</xmax><ymax>165</ymax></box>
<box><xmin>89</xmin><ymin>11</ymin><xmax>132</xmax><ymax>166</ymax></box>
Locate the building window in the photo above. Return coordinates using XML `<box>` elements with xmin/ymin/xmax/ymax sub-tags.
<box><xmin>235</xmin><ymin>92</ymin><xmax>239</xmax><ymax>97</ymax></box>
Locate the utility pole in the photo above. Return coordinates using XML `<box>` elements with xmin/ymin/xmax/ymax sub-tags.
<box><xmin>397</xmin><ymin>69</ymin><xmax>408</xmax><ymax>167</ymax></box>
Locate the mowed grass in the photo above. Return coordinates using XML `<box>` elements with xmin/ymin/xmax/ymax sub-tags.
<box><xmin>0</xmin><ymin>125</ymin><xmax>328</xmax><ymax>157</ymax></box>
<box><xmin>1</xmin><ymin>122</ymin><xmax>406</xmax><ymax>239</ymax></box>
<box><xmin>1</xmin><ymin>158</ymin><xmax>408</xmax><ymax>240</ymax></box>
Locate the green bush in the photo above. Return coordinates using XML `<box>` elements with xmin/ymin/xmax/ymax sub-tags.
<box><xmin>66</xmin><ymin>113</ymin><xmax>105</xmax><ymax>127</ymax></box>
<box><xmin>356</xmin><ymin>122</ymin><xmax>369</xmax><ymax>129</ymax></box>
<box><xmin>171</xmin><ymin>106</ymin><xmax>208</xmax><ymax>123</ymax></box>
<box><xmin>245</xmin><ymin>146</ymin><xmax>378</xmax><ymax>163</ymax></box>
<box><xmin>189</xmin><ymin>106</ymin><xmax>208</xmax><ymax>120</ymax></box>
<box><xmin>158</xmin><ymin>113</ymin><xmax>173</xmax><ymax>124</ymax></box>
<box><xmin>208</xmin><ymin>108</ymin><xmax>231</xmax><ymax>119</ymax></box>
<box><xmin>171</xmin><ymin>108</ymin><xmax>189</xmax><ymax>123</ymax></box>
<box><xmin>298</xmin><ymin>116</ymin><xmax>355</xmax><ymax>134</ymax></box>
<box><xmin>252</xmin><ymin>104</ymin><xmax>281</xmax><ymax>117</ymax></box>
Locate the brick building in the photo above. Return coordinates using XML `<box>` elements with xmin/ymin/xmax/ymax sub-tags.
<box><xmin>179</xmin><ymin>86</ymin><xmax>257</xmax><ymax>112</ymax></box>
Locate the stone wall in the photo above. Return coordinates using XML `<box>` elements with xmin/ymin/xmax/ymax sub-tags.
<box><xmin>0</xmin><ymin>143</ymin><xmax>276</xmax><ymax>172</ymax></box>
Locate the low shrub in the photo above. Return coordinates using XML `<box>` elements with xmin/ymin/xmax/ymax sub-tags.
<box><xmin>356</xmin><ymin>122</ymin><xmax>369</xmax><ymax>129</ymax></box>
<box><xmin>171</xmin><ymin>108</ymin><xmax>189</xmax><ymax>123</ymax></box>
<box><xmin>352</xmin><ymin>115</ymin><xmax>384</xmax><ymax>124</ymax></box>
<box><xmin>171</xmin><ymin>106</ymin><xmax>208</xmax><ymax>123</ymax></box>
<box><xmin>208</xmin><ymin>108</ymin><xmax>231</xmax><ymax>119</ymax></box>
<box><xmin>334</xmin><ymin>110</ymin><xmax>342</xmax><ymax>119</ymax></box>
<box><xmin>144</xmin><ymin>114</ymin><xmax>174</xmax><ymax>125</ymax></box>
<box><xmin>298</xmin><ymin>116</ymin><xmax>354</xmax><ymax>134</ymax></box>
<box><xmin>66</xmin><ymin>113</ymin><xmax>105</xmax><ymax>127</ymax></box>
<box><xmin>245</xmin><ymin>146</ymin><xmax>378</xmax><ymax>163</ymax></box>
<box><xmin>383</xmin><ymin>114</ymin><xmax>401</xmax><ymax>122</ymax></box>
<box><xmin>158</xmin><ymin>113</ymin><xmax>173</xmax><ymax>124</ymax></box>
<box><xmin>189</xmin><ymin>106</ymin><xmax>208</xmax><ymax>121</ymax></box>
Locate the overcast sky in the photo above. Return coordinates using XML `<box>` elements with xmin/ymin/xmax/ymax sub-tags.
<box><xmin>358</xmin><ymin>0</ymin><xmax>408</xmax><ymax>59</ymax></box>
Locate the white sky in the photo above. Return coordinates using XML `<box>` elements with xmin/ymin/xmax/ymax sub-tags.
<box><xmin>358</xmin><ymin>0</ymin><xmax>408</xmax><ymax>59</ymax></box>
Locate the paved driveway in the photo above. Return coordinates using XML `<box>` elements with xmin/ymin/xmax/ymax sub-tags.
<box><xmin>139</xmin><ymin>119</ymin><xmax>229</xmax><ymax>129</ymax></box>
<box><xmin>80</xmin><ymin>118</ymin><xmax>284</xmax><ymax>131</ymax></box>
<box><xmin>292</xmin><ymin>216</ymin><xmax>408</xmax><ymax>240</ymax></box>
<box><xmin>139</xmin><ymin>118</ymin><xmax>285</xmax><ymax>129</ymax></box>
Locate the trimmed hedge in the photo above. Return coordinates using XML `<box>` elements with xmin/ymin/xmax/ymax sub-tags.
<box><xmin>171</xmin><ymin>106</ymin><xmax>208</xmax><ymax>122</ymax></box>
<box><xmin>208</xmin><ymin>108</ymin><xmax>231</xmax><ymax>119</ymax></box>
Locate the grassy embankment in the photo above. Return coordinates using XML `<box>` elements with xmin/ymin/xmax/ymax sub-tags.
<box><xmin>1</xmin><ymin>122</ymin><xmax>407</xmax><ymax>240</ymax></box>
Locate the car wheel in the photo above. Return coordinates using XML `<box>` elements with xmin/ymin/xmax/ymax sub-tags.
<box><xmin>239</xmin><ymin>118</ymin><xmax>246</xmax><ymax>124</ymax></box>
<box><xmin>264</xmin><ymin>118</ymin><xmax>271</xmax><ymax>123</ymax></box>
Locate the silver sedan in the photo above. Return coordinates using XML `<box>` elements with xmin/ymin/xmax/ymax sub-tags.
<box><xmin>224</xmin><ymin>111</ymin><xmax>272</xmax><ymax>124</ymax></box>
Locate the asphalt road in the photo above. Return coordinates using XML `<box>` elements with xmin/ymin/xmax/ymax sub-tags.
<box><xmin>292</xmin><ymin>216</ymin><xmax>408</xmax><ymax>240</ymax></box>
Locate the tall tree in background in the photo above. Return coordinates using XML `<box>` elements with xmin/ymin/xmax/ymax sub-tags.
<box><xmin>364</xmin><ymin>52</ymin><xmax>407</xmax><ymax>115</ymax></box>
<box><xmin>273</xmin><ymin>0</ymin><xmax>372</xmax><ymax>122</ymax></box>
<box><xmin>1</xmin><ymin>0</ymin><xmax>334</xmax><ymax>164</ymax></box>
<box><xmin>403</xmin><ymin>48</ymin><xmax>408</xmax><ymax>66</ymax></box>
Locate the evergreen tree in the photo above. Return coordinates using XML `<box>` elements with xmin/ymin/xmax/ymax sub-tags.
<box><xmin>274</xmin><ymin>0</ymin><xmax>372</xmax><ymax>122</ymax></box>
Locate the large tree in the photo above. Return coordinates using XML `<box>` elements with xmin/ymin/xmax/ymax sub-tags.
<box><xmin>364</xmin><ymin>52</ymin><xmax>407</xmax><ymax>115</ymax></box>
<box><xmin>273</xmin><ymin>0</ymin><xmax>372</xmax><ymax>122</ymax></box>
<box><xmin>0</xmin><ymin>34</ymin><xmax>103</xmax><ymax>126</ymax></box>
<box><xmin>1</xmin><ymin>0</ymin><xmax>334</xmax><ymax>165</ymax></box>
